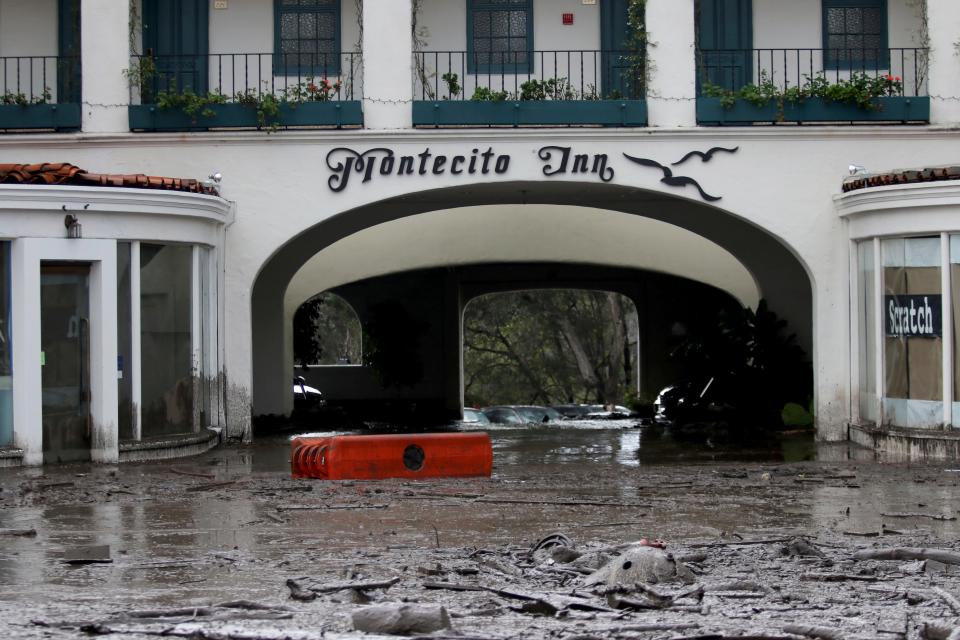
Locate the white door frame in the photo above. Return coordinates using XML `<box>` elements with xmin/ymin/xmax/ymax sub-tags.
<box><xmin>11</xmin><ymin>238</ymin><xmax>118</xmax><ymax>464</ymax></box>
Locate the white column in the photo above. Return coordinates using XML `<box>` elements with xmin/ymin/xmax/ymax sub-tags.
<box><xmin>927</xmin><ymin>0</ymin><xmax>960</xmax><ymax>125</ymax></box>
<box><xmin>10</xmin><ymin>240</ymin><xmax>42</xmax><ymax>465</ymax></box>
<box><xmin>645</xmin><ymin>0</ymin><xmax>697</xmax><ymax>128</ymax></box>
<box><xmin>942</xmin><ymin>233</ymin><xmax>953</xmax><ymax>426</ymax></box>
<box><xmin>362</xmin><ymin>0</ymin><xmax>413</xmax><ymax>129</ymax></box>
<box><xmin>88</xmin><ymin>256</ymin><xmax>119</xmax><ymax>464</ymax></box>
<box><xmin>130</xmin><ymin>241</ymin><xmax>141</xmax><ymax>441</ymax></box>
<box><xmin>81</xmin><ymin>0</ymin><xmax>130</xmax><ymax>133</ymax></box>
<box><xmin>849</xmin><ymin>239</ymin><xmax>861</xmax><ymax>425</ymax></box>
<box><xmin>873</xmin><ymin>238</ymin><xmax>884</xmax><ymax>424</ymax></box>
<box><xmin>191</xmin><ymin>245</ymin><xmax>202</xmax><ymax>432</ymax></box>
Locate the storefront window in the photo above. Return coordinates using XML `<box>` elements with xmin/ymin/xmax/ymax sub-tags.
<box><xmin>140</xmin><ymin>243</ymin><xmax>193</xmax><ymax>437</ymax></box>
<box><xmin>951</xmin><ymin>235</ymin><xmax>960</xmax><ymax>427</ymax></box>
<box><xmin>882</xmin><ymin>237</ymin><xmax>942</xmax><ymax>427</ymax></box>
<box><xmin>0</xmin><ymin>242</ymin><xmax>11</xmax><ymax>447</ymax></box>
<box><xmin>117</xmin><ymin>242</ymin><xmax>134</xmax><ymax>440</ymax></box>
<box><xmin>858</xmin><ymin>241</ymin><xmax>877</xmax><ymax>423</ymax></box>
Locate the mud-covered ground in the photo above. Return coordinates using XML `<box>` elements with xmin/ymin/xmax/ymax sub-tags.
<box><xmin>1</xmin><ymin>422</ymin><xmax>959</xmax><ymax>639</ymax></box>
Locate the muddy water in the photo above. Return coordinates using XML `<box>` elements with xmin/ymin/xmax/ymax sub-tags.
<box><xmin>1</xmin><ymin>422</ymin><xmax>959</xmax><ymax>637</ymax></box>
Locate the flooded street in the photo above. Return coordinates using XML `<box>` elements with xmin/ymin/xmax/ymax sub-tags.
<box><xmin>1</xmin><ymin>423</ymin><xmax>959</xmax><ymax>638</ymax></box>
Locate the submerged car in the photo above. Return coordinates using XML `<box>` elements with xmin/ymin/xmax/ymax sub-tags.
<box><xmin>482</xmin><ymin>406</ymin><xmax>527</xmax><ymax>425</ymax></box>
<box><xmin>482</xmin><ymin>405</ymin><xmax>562</xmax><ymax>424</ymax></box>
<box><xmin>462</xmin><ymin>407</ymin><xmax>491</xmax><ymax>424</ymax></box>
<box><xmin>513</xmin><ymin>405</ymin><xmax>563</xmax><ymax>423</ymax></box>
<box><xmin>293</xmin><ymin>376</ymin><xmax>326</xmax><ymax>411</ymax></box>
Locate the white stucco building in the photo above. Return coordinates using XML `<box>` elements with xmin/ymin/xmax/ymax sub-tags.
<box><xmin>1</xmin><ymin>0</ymin><xmax>959</xmax><ymax>465</ymax></box>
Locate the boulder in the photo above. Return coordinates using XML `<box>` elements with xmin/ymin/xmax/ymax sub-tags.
<box><xmin>352</xmin><ymin>603</ymin><xmax>451</xmax><ymax>635</ymax></box>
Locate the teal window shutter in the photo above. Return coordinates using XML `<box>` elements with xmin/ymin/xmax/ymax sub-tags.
<box><xmin>467</xmin><ymin>0</ymin><xmax>533</xmax><ymax>74</ymax></box>
<box><xmin>822</xmin><ymin>0</ymin><xmax>888</xmax><ymax>69</ymax></box>
<box><xmin>274</xmin><ymin>0</ymin><xmax>342</xmax><ymax>76</ymax></box>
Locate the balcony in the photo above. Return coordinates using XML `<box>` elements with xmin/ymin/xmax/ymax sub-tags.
<box><xmin>127</xmin><ymin>53</ymin><xmax>363</xmax><ymax>132</ymax></box>
<box><xmin>413</xmin><ymin>50</ymin><xmax>646</xmax><ymax>128</ymax></box>
<box><xmin>0</xmin><ymin>56</ymin><xmax>81</xmax><ymax>132</ymax></box>
<box><xmin>696</xmin><ymin>48</ymin><xmax>929</xmax><ymax>125</ymax></box>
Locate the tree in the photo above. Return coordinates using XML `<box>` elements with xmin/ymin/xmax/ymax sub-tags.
<box><xmin>463</xmin><ymin>290</ymin><xmax>639</xmax><ymax>407</ymax></box>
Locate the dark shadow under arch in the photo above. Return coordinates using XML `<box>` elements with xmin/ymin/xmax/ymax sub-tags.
<box><xmin>252</xmin><ymin>181</ymin><xmax>813</xmax><ymax>417</ymax></box>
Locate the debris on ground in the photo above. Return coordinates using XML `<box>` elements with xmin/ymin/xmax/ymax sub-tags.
<box><xmin>3</xmin><ymin>431</ymin><xmax>960</xmax><ymax>639</ymax></box>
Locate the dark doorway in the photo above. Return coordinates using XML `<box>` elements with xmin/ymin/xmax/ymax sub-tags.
<box><xmin>41</xmin><ymin>263</ymin><xmax>91</xmax><ymax>464</ymax></box>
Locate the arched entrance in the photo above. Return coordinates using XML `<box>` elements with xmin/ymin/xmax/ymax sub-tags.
<box><xmin>249</xmin><ymin>180</ymin><xmax>814</xmax><ymax>437</ymax></box>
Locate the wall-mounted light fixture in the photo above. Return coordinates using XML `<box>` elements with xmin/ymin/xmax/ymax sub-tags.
<box><xmin>202</xmin><ymin>171</ymin><xmax>223</xmax><ymax>194</ymax></box>
<box><xmin>64</xmin><ymin>214</ymin><xmax>82</xmax><ymax>239</ymax></box>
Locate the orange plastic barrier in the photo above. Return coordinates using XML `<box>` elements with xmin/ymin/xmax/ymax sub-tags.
<box><xmin>290</xmin><ymin>433</ymin><xmax>493</xmax><ymax>480</ymax></box>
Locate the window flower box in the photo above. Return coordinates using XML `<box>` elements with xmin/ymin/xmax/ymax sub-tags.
<box><xmin>128</xmin><ymin>101</ymin><xmax>362</xmax><ymax>131</ymax></box>
<box><xmin>413</xmin><ymin>100</ymin><xmax>647</xmax><ymax>127</ymax></box>
<box><xmin>697</xmin><ymin>96</ymin><xmax>929</xmax><ymax>125</ymax></box>
<box><xmin>0</xmin><ymin>104</ymin><xmax>81</xmax><ymax>131</ymax></box>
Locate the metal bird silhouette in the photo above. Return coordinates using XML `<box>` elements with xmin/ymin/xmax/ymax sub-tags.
<box><xmin>671</xmin><ymin>146</ymin><xmax>740</xmax><ymax>166</ymax></box>
<box><xmin>622</xmin><ymin>153</ymin><xmax>722</xmax><ymax>202</ymax></box>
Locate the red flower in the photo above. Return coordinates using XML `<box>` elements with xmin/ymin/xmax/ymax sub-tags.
<box><xmin>895</xmin><ymin>76</ymin><xmax>901</xmax><ymax>82</ymax></box>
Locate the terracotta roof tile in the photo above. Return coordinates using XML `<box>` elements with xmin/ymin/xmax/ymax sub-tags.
<box><xmin>843</xmin><ymin>165</ymin><xmax>960</xmax><ymax>193</ymax></box>
<box><xmin>0</xmin><ymin>162</ymin><xmax>217</xmax><ymax>195</ymax></box>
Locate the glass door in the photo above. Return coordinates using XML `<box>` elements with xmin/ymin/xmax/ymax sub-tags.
<box><xmin>41</xmin><ymin>263</ymin><xmax>91</xmax><ymax>463</ymax></box>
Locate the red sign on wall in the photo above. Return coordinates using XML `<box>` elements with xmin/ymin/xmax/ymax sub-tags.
<box><xmin>562</xmin><ymin>13</ymin><xmax>574</xmax><ymax>25</ymax></box>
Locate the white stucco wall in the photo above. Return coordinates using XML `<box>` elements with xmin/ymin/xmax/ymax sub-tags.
<box><xmin>0</xmin><ymin>0</ymin><xmax>59</xmax><ymax>101</ymax></box>
<box><xmin>0</xmin><ymin>0</ymin><xmax>57</xmax><ymax>57</ymax></box>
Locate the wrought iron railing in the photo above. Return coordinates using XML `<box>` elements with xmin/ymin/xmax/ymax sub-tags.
<box><xmin>696</xmin><ymin>48</ymin><xmax>928</xmax><ymax>97</ymax></box>
<box><xmin>127</xmin><ymin>52</ymin><xmax>362</xmax><ymax>104</ymax></box>
<box><xmin>0</xmin><ymin>56</ymin><xmax>80</xmax><ymax>105</ymax></box>
<box><xmin>414</xmin><ymin>50</ymin><xmax>645</xmax><ymax>101</ymax></box>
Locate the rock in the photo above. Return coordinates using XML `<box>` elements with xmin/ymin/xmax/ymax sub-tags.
<box><xmin>780</xmin><ymin>537</ymin><xmax>826</xmax><ymax>558</ymax></box>
<box><xmin>584</xmin><ymin>545</ymin><xmax>696</xmax><ymax>586</ymax></box>
<box><xmin>352</xmin><ymin>604</ymin><xmax>452</xmax><ymax>635</ymax></box>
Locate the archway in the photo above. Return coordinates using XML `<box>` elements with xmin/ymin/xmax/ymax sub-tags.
<box><xmin>251</xmin><ymin>181</ymin><xmax>813</xmax><ymax>432</ymax></box>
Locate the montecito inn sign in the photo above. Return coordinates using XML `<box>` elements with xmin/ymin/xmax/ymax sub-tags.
<box><xmin>325</xmin><ymin>146</ymin><xmax>739</xmax><ymax>201</ymax></box>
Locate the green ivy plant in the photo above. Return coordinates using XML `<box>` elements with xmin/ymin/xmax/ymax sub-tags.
<box><xmin>703</xmin><ymin>71</ymin><xmax>904</xmax><ymax>119</ymax></box>
<box><xmin>623</xmin><ymin>0</ymin><xmax>648</xmax><ymax>98</ymax></box>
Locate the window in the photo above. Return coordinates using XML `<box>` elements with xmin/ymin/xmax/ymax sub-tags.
<box><xmin>275</xmin><ymin>0</ymin><xmax>341</xmax><ymax>75</ymax></box>
<box><xmin>822</xmin><ymin>0</ymin><xmax>888</xmax><ymax>68</ymax></box>
<box><xmin>468</xmin><ymin>0</ymin><xmax>533</xmax><ymax>74</ymax></box>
